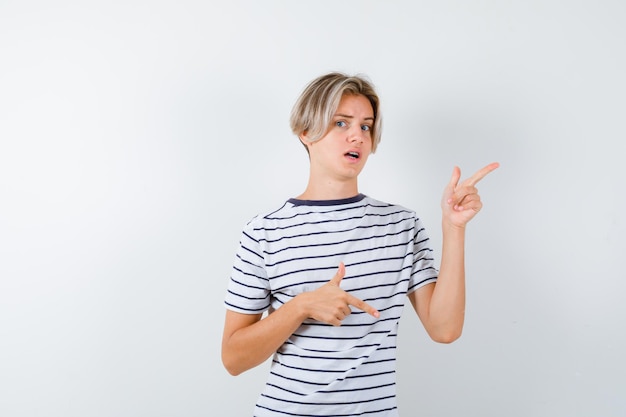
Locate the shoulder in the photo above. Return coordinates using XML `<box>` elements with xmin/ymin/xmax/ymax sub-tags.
<box><xmin>362</xmin><ymin>195</ymin><xmax>417</xmax><ymax>218</ymax></box>
<box><xmin>241</xmin><ymin>200</ymin><xmax>298</xmax><ymax>232</ymax></box>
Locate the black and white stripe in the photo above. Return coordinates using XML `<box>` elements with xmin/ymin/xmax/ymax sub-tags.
<box><xmin>225</xmin><ymin>194</ymin><xmax>438</xmax><ymax>416</ymax></box>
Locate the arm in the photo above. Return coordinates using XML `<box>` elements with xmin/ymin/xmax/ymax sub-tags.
<box><xmin>221</xmin><ymin>299</ymin><xmax>306</xmax><ymax>376</ymax></box>
<box><xmin>221</xmin><ymin>263</ymin><xmax>379</xmax><ymax>376</ymax></box>
<box><xmin>409</xmin><ymin>162</ymin><xmax>499</xmax><ymax>343</ymax></box>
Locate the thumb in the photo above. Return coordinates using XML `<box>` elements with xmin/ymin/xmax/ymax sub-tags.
<box><xmin>448</xmin><ymin>166</ymin><xmax>461</xmax><ymax>189</ymax></box>
<box><xmin>329</xmin><ymin>262</ymin><xmax>346</xmax><ymax>286</ymax></box>
<box><xmin>444</xmin><ymin>166</ymin><xmax>461</xmax><ymax>206</ymax></box>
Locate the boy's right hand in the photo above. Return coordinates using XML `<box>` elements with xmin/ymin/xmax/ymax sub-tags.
<box><xmin>298</xmin><ymin>262</ymin><xmax>380</xmax><ymax>326</ymax></box>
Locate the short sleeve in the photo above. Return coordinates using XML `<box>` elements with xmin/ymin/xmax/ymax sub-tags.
<box><xmin>224</xmin><ymin>219</ymin><xmax>271</xmax><ymax>314</ymax></box>
<box><xmin>407</xmin><ymin>215</ymin><xmax>438</xmax><ymax>293</ymax></box>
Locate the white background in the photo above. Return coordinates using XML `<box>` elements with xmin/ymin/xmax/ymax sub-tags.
<box><xmin>1</xmin><ymin>1</ymin><xmax>624</xmax><ymax>416</ymax></box>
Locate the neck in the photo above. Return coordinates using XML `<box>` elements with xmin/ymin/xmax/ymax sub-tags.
<box><xmin>296</xmin><ymin>178</ymin><xmax>359</xmax><ymax>201</ymax></box>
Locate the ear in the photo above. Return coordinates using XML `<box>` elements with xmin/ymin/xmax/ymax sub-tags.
<box><xmin>299</xmin><ymin>131</ymin><xmax>312</xmax><ymax>150</ymax></box>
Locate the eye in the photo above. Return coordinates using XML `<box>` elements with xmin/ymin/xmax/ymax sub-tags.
<box><xmin>361</xmin><ymin>125</ymin><xmax>371</xmax><ymax>131</ymax></box>
<box><xmin>335</xmin><ymin>120</ymin><xmax>347</xmax><ymax>128</ymax></box>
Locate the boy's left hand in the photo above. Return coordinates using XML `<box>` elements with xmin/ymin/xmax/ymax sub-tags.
<box><xmin>442</xmin><ymin>162</ymin><xmax>499</xmax><ymax>228</ymax></box>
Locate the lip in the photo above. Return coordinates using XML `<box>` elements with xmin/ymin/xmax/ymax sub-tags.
<box><xmin>344</xmin><ymin>149</ymin><xmax>361</xmax><ymax>161</ymax></box>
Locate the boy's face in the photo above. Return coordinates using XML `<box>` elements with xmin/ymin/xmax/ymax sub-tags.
<box><xmin>304</xmin><ymin>94</ymin><xmax>374</xmax><ymax>183</ymax></box>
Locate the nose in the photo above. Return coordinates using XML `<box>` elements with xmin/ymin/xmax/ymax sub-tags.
<box><xmin>348</xmin><ymin>128</ymin><xmax>364</xmax><ymax>144</ymax></box>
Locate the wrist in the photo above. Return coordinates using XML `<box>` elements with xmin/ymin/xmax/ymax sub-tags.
<box><xmin>290</xmin><ymin>292</ymin><xmax>311</xmax><ymax>322</ymax></box>
<box><xmin>442</xmin><ymin>220</ymin><xmax>466</xmax><ymax>234</ymax></box>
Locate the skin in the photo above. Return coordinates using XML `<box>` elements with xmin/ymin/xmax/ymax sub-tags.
<box><xmin>221</xmin><ymin>93</ymin><xmax>499</xmax><ymax>376</ymax></box>
<box><xmin>408</xmin><ymin>162</ymin><xmax>499</xmax><ymax>343</ymax></box>
<box><xmin>298</xmin><ymin>94</ymin><xmax>374</xmax><ymax>200</ymax></box>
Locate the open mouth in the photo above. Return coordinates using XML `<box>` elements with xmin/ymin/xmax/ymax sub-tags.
<box><xmin>345</xmin><ymin>151</ymin><xmax>360</xmax><ymax>160</ymax></box>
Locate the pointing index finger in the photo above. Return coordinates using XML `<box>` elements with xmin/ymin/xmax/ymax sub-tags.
<box><xmin>466</xmin><ymin>162</ymin><xmax>500</xmax><ymax>186</ymax></box>
<box><xmin>346</xmin><ymin>294</ymin><xmax>380</xmax><ymax>318</ymax></box>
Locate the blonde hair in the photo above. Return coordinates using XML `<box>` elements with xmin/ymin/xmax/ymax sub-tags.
<box><xmin>289</xmin><ymin>72</ymin><xmax>382</xmax><ymax>153</ymax></box>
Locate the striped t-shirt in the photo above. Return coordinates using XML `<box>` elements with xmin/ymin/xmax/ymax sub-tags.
<box><xmin>224</xmin><ymin>194</ymin><xmax>438</xmax><ymax>417</ymax></box>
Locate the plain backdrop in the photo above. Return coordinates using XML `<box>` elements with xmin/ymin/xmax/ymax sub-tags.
<box><xmin>1</xmin><ymin>1</ymin><xmax>625</xmax><ymax>416</ymax></box>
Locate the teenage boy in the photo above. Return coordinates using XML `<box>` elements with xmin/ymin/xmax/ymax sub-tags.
<box><xmin>222</xmin><ymin>72</ymin><xmax>499</xmax><ymax>416</ymax></box>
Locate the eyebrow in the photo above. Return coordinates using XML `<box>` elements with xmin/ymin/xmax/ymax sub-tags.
<box><xmin>334</xmin><ymin>113</ymin><xmax>375</xmax><ymax>121</ymax></box>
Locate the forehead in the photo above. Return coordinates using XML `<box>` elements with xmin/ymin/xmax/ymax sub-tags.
<box><xmin>336</xmin><ymin>94</ymin><xmax>374</xmax><ymax>117</ymax></box>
